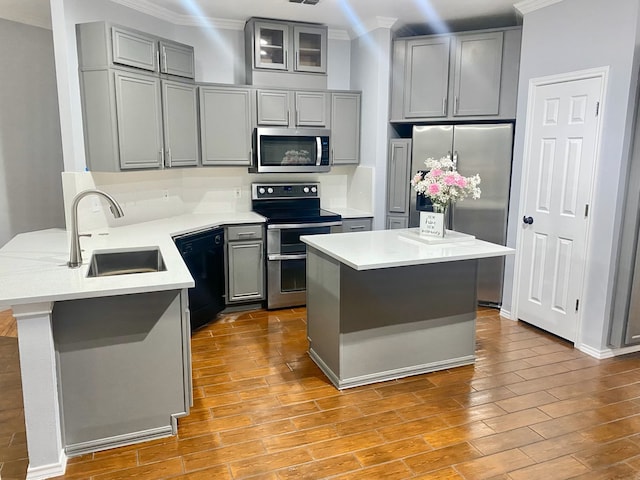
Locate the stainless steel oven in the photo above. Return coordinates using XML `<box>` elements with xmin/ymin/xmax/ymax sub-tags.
<box><xmin>252</xmin><ymin>183</ymin><xmax>341</xmax><ymax>309</ymax></box>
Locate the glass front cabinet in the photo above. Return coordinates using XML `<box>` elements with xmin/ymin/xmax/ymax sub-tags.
<box><xmin>253</xmin><ymin>21</ymin><xmax>289</xmax><ymax>71</ymax></box>
<box><xmin>250</xmin><ymin>19</ymin><xmax>327</xmax><ymax>74</ymax></box>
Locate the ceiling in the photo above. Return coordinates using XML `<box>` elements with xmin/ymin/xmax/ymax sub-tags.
<box><xmin>0</xmin><ymin>0</ymin><xmax>525</xmax><ymax>35</ymax></box>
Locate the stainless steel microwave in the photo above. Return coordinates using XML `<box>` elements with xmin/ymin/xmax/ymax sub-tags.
<box><xmin>251</xmin><ymin>127</ymin><xmax>331</xmax><ymax>173</ymax></box>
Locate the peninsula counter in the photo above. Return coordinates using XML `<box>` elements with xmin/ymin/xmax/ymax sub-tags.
<box><xmin>301</xmin><ymin>228</ymin><xmax>514</xmax><ymax>389</ymax></box>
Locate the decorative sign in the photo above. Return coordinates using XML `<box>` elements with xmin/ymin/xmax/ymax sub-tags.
<box><xmin>420</xmin><ymin>211</ymin><xmax>445</xmax><ymax>237</ymax></box>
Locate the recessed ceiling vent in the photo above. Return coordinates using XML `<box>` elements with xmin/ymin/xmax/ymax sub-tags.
<box><xmin>289</xmin><ymin>0</ymin><xmax>320</xmax><ymax>4</ymax></box>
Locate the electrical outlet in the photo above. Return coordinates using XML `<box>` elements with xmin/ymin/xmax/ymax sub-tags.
<box><xmin>162</xmin><ymin>190</ymin><xmax>169</xmax><ymax>201</ymax></box>
<box><xmin>234</xmin><ymin>188</ymin><xmax>242</xmax><ymax>199</ymax></box>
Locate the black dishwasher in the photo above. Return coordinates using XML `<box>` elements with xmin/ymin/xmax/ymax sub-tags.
<box><xmin>174</xmin><ymin>228</ymin><xmax>225</xmax><ymax>331</ymax></box>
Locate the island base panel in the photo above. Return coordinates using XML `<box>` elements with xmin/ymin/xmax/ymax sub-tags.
<box><xmin>307</xmin><ymin>247</ymin><xmax>478</xmax><ymax>389</ymax></box>
<box><xmin>52</xmin><ymin>290</ymin><xmax>190</xmax><ymax>455</ymax></box>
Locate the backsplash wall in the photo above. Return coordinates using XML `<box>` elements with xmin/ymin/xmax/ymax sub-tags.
<box><xmin>61</xmin><ymin>166</ymin><xmax>373</xmax><ymax>232</ymax></box>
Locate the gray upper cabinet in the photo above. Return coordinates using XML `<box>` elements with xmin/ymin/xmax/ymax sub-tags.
<box><xmin>111</xmin><ymin>27</ymin><xmax>157</xmax><ymax>72</ymax></box>
<box><xmin>162</xmin><ymin>80</ymin><xmax>199</xmax><ymax>167</ymax></box>
<box><xmin>331</xmin><ymin>92</ymin><xmax>361</xmax><ymax>165</ymax></box>
<box><xmin>390</xmin><ymin>27</ymin><xmax>521</xmax><ymax>122</ymax></box>
<box><xmin>114</xmin><ymin>71</ymin><xmax>164</xmax><ymax>169</ymax></box>
<box><xmin>253</xmin><ymin>21</ymin><xmax>289</xmax><ymax>71</ymax></box>
<box><xmin>200</xmin><ymin>86</ymin><xmax>253</xmax><ymax>166</ymax></box>
<box><xmin>159</xmin><ymin>40</ymin><xmax>195</xmax><ymax>79</ymax></box>
<box><xmin>78</xmin><ymin>22</ymin><xmax>195</xmax><ymax>79</ymax></box>
<box><xmin>293</xmin><ymin>25</ymin><xmax>327</xmax><ymax>74</ymax></box>
<box><xmin>452</xmin><ymin>32</ymin><xmax>503</xmax><ymax>117</ymax></box>
<box><xmin>79</xmin><ymin>69</ymin><xmax>198</xmax><ymax>171</ymax></box>
<box><xmin>404</xmin><ymin>37</ymin><xmax>451</xmax><ymax>118</ymax></box>
<box><xmin>245</xmin><ymin>18</ymin><xmax>327</xmax><ymax>89</ymax></box>
<box><xmin>256</xmin><ymin>89</ymin><xmax>328</xmax><ymax>127</ymax></box>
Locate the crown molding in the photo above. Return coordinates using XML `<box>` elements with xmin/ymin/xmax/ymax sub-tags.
<box><xmin>514</xmin><ymin>0</ymin><xmax>563</xmax><ymax>15</ymax></box>
<box><xmin>351</xmin><ymin>16</ymin><xmax>398</xmax><ymax>38</ymax></box>
<box><xmin>109</xmin><ymin>0</ymin><xmax>244</xmax><ymax>30</ymax></box>
<box><xmin>328</xmin><ymin>29</ymin><xmax>350</xmax><ymax>41</ymax></box>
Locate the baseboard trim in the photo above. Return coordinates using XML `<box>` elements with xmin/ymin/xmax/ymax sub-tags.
<box><xmin>499</xmin><ymin>308</ymin><xmax>513</xmax><ymax>320</ymax></box>
<box><xmin>578</xmin><ymin>342</ymin><xmax>640</xmax><ymax>359</ymax></box>
<box><xmin>26</xmin><ymin>450</ymin><xmax>67</xmax><ymax>480</ymax></box>
<box><xmin>309</xmin><ymin>348</ymin><xmax>475</xmax><ymax>390</ymax></box>
<box><xmin>65</xmin><ymin>426</ymin><xmax>174</xmax><ymax>457</ymax></box>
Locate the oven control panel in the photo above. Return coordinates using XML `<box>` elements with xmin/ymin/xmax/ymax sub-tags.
<box><xmin>252</xmin><ymin>183</ymin><xmax>320</xmax><ymax>200</ymax></box>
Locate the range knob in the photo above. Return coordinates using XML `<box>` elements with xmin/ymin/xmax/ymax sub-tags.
<box><xmin>303</xmin><ymin>187</ymin><xmax>310</xmax><ymax>193</ymax></box>
<box><xmin>267</xmin><ymin>187</ymin><xmax>274</xmax><ymax>194</ymax></box>
<box><xmin>311</xmin><ymin>186</ymin><xmax>317</xmax><ymax>193</ymax></box>
<box><xmin>258</xmin><ymin>187</ymin><xmax>265</xmax><ymax>194</ymax></box>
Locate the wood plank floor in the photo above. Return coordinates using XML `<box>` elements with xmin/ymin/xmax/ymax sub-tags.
<box><xmin>3</xmin><ymin>307</ymin><xmax>640</xmax><ymax>479</ymax></box>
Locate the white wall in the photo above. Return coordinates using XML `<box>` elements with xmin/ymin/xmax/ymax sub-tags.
<box><xmin>503</xmin><ymin>0</ymin><xmax>640</xmax><ymax>351</ymax></box>
<box><xmin>0</xmin><ymin>18</ymin><xmax>65</xmax><ymax>247</ymax></box>
<box><xmin>350</xmin><ymin>27</ymin><xmax>393</xmax><ymax>229</ymax></box>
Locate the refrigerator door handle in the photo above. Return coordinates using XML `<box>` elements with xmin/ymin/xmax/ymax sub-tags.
<box><xmin>447</xmin><ymin>151</ymin><xmax>452</xmax><ymax>161</ymax></box>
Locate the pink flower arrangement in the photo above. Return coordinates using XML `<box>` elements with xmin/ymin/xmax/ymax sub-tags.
<box><xmin>410</xmin><ymin>157</ymin><xmax>481</xmax><ymax>212</ymax></box>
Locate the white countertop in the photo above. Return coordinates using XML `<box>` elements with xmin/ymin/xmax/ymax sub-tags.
<box><xmin>326</xmin><ymin>207</ymin><xmax>373</xmax><ymax>218</ymax></box>
<box><xmin>0</xmin><ymin>212</ymin><xmax>265</xmax><ymax>306</ymax></box>
<box><xmin>301</xmin><ymin>228</ymin><xmax>514</xmax><ymax>271</ymax></box>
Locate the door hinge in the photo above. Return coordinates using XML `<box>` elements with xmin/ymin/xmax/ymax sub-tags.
<box><xmin>596</xmin><ymin>101</ymin><xmax>600</xmax><ymax>116</ymax></box>
<box><xmin>575</xmin><ymin>299</ymin><xmax>580</xmax><ymax>312</ymax></box>
<box><xmin>584</xmin><ymin>204</ymin><xmax>589</xmax><ymax>218</ymax></box>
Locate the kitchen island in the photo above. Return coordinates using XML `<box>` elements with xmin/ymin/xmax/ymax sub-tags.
<box><xmin>0</xmin><ymin>212</ymin><xmax>264</xmax><ymax>479</ymax></box>
<box><xmin>301</xmin><ymin>228</ymin><xmax>514</xmax><ymax>389</ymax></box>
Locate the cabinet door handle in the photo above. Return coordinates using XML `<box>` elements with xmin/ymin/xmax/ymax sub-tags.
<box><xmin>162</xmin><ymin>49</ymin><xmax>167</xmax><ymax>73</ymax></box>
<box><xmin>331</xmin><ymin>148</ymin><xmax>335</xmax><ymax>165</ymax></box>
<box><xmin>238</xmin><ymin>232</ymin><xmax>257</xmax><ymax>237</ymax></box>
<box><xmin>454</xmin><ymin>96</ymin><xmax>459</xmax><ymax>114</ymax></box>
<box><xmin>249</xmin><ymin>148</ymin><xmax>253</xmax><ymax>161</ymax></box>
<box><xmin>159</xmin><ymin>148</ymin><xmax>165</xmax><ymax>167</ymax></box>
<box><xmin>453</xmin><ymin>151</ymin><xmax>458</xmax><ymax>170</ymax></box>
<box><xmin>350</xmin><ymin>225</ymin><xmax>366</xmax><ymax>231</ymax></box>
<box><xmin>284</xmin><ymin>49</ymin><xmax>288</xmax><ymax>69</ymax></box>
<box><xmin>166</xmin><ymin>148</ymin><xmax>172</xmax><ymax>168</ymax></box>
<box><xmin>295</xmin><ymin>50</ymin><xmax>299</xmax><ymax>71</ymax></box>
<box><xmin>443</xmin><ymin>97</ymin><xmax>447</xmax><ymax>115</ymax></box>
<box><xmin>296</xmin><ymin>109</ymin><xmax>299</xmax><ymax>126</ymax></box>
<box><xmin>287</xmin><ymin>110</ymin><xmax>291</xmax><ymax>126</ymax></box>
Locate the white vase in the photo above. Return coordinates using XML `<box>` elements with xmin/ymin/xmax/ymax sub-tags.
<box><xmin>419</xmin><ymin>211</ymin><xmax>445</xmax><ymax>237</ymax></box>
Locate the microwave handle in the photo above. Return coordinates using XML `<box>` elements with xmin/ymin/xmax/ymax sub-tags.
<box><xmin>316</xmin><ymin>137</ymin><xmax>322</xmax><ymax>166</ymax></box>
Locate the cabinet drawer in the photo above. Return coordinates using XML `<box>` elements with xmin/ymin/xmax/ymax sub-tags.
<box><xmin>227</xmin><ymin>224</ymin><xmax>264</xmax><ymax>241</ymax></box>
<box><xmin>339</xmin><ymin>218</ymin><xmax>372</xmax><ymax>233</ymax></box>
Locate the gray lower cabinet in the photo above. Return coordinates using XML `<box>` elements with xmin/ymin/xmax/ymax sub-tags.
<box><xmin>332</xmin><ymin>217</ymin><xmax>372</xmax><ymax>233</ymax></box>
<box><xmin>386</xmin><ymin>216</ymin><xmax>408</xmax><ymax>229</ymax></box>
<box><xmin>256</xmin><ymin>89</ymin><xmax>328</xmax><ymax>127</ymax></box>
<box><xmin>52</xmin><ymin>289</ymin><xmax>191</xmax><ymax>455</ymax></box>
<box><xmin>200</xmin><ymin>86</ymin><xmax>253</xmax><ymax>166</ymax></box>
<box><xmin>331</xmin><ymin>92</ymin><xmax>361</xmax><ymax>165</ymax></box>
<box><xmin>226</xmin><ymin>225</ymin><xmax>265</xmax><ymax>303</ymax></box>
<box><xmin>386</xmin><ymin>139</ymin><xmax>411</xmax><ymax>229</ymax></box>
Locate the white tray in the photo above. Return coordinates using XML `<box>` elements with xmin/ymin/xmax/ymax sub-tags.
<box><xmin>397</xmin><ymin>228</ymin><xmax>476</xmax><ymax>245</ymax></box>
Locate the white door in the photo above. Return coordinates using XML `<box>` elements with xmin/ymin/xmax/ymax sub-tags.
<box><xmin>516</xmin><ymin>74</ymin><xmax>603</xmax><ymax>342</ymax></box>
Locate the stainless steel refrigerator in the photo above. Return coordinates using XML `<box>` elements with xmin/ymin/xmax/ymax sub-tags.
<box><xmin>410</xmin><ymin>124</ymin><xmax>513</xmax><ymax>306</ymax></box>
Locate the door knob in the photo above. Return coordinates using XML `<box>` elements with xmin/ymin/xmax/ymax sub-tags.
<box><xmin>523</xmin><ymin>216</ymin><xmax>534</xmax><ymax>225</ymax></box>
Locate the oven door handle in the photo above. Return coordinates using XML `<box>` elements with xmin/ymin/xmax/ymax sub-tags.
<box><xmin>267</xmin><ymin>254</ymin><xmax>307</xmax><ymax>261</ymax></box>
<box><xmin>267</xmin><ymin>221</ymin><xmax>342</xmax><ymax>230</ymax></box>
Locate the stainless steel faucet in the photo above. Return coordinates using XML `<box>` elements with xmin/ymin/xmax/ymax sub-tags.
<box><xmin>67</xmin><ymin>189</ymin><xmax>124</xmax><ymax>268</ymax></box>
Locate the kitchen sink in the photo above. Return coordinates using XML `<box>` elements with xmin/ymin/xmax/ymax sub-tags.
<box><xmin>87</xmin><ymin>247</ymin><xmax>166</xmax><ymax>277</ymax></box>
